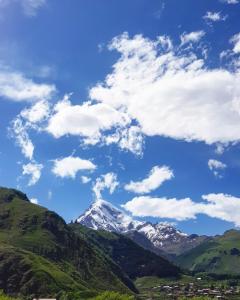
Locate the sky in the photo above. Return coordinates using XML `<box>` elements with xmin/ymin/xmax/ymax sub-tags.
<box><xmin>0</xmin><ymin>0</ymin><xmax>240</xmax><ymax>236</ymax></box>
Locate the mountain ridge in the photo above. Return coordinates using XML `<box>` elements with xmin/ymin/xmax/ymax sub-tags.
<box><xmin>176</xmin><ymin>229</ymin><xmax>240</xmax><ymax>275</ymax></box>
<box><xmin>0</xmin><ymin>187</ymin><xmax>135</xmax><ymax>297</ymax></box>
<box><xmin>70</xmin><ymin>223</ymin><xmax>180</xmax><ymax>280</ymax></box>
<box><xmin>77</xmin><ymin>199</ymin><xmax>209</xmax><ymax>258</ymax></box>
<box><xmin>0</xmin><ymin>187</ymin><xmax>182</xmax><ymax>299</ymax></box>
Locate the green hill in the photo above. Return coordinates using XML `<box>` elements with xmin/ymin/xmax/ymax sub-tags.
<box><xmin>176</xmin><ymin>229</ymin><xmax>240</xmax><ymax>275</ymax></box>
<box><xmin>70</xmin><ymin>223</ymin><xmax>180</xmax><ymax>279</ymax></box>
<box><xmin>0</xmin><ymin>187</ymin><xmax>135</xmax><ymax>298</ymax></box>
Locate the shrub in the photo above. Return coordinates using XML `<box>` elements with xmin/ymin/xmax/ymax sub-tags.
<box><xmin>0</xmin><ymin>291</ymin><xmax>20</xmax><ymax>300</ymax></box>
<box><xmin>91</xmin><ymin>291</ymin><xmax>135</xmax><ymax>300</ymax></box>
<box><xmin>180</xmin><ymin>297</ymin><xmax>212</xmax><ymax>300</ymax></box>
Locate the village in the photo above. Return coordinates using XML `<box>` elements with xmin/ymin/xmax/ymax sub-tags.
<box><xmin>150</xmin><ymin>281</ymin><xmax>240</xmax><ymax>299</ymax></box>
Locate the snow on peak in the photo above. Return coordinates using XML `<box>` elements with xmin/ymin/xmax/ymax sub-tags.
<box><xmin>76</xmin><ymin>199</ymin><xmax>143</xmax><ymax>232</ymax></box>
<box><xmin>76</xmin><ymin>199</ymin><xmax>189</xmax><ymax>247</ymax></box>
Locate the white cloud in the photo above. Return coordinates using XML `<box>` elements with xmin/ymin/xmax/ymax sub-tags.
<box><xmin>21</xmin><ymin>0</ymin><xmax>46</xmax><ymax>16</ymax></box>
<box><xmin>208</xmin><ymin>159</ymin><xmax>227</xmax><ymax>177</ymax></box>
<box><xmin>180</xmin><ymin>31</ymin><xmax>205</xmax><ymax>45</ymax></box>
<box><xmin>201</xmin><ymin>193</ymin><xmax>240</xmax><ymax>226</ymax></box>
<box><xmin>157</xmin><ymin>35</ymin><xmax>173</xmax><ymax>51</ymax></box>
<box><xmin>11</xmin><ymin>33</ymin><xmax>240</xmax><ymax>160</ymax></box>
<box><xmin>230</xmin><ymin>33</ymin><xmax>240</xmax><ymax>54</ymax></box>
<box><xmin>104</xmin><ymin>126</ymin><xmax>144</xmax><ymax>156</ymax></box>
<box><xmin>221</xmin><ymin>0</ymin><xmax>238</xmax><ymax>4</ymax></box>
<box><xmin>123</xmin><ymin>196</ymin><xmax>200</xmax><ymax>221</ymax></box>
<box><xmin>89</xmin><ymin>33</ymin><xmax>240</xmax><ymax>147</ymax></box>
<box><xmin>47</xmin><ymin>95</ymin><xmax>130</xmax><ymax>143</ymax></box>
<box><xmin>0</xmin><ymin>0</ymin><xmax>46</xmax><ymax>16</ymax></box>
<box><xmin>10</xmin><ymin>100</ymin><xmax>50</xmax><ymax>160</ymax></box>
<box><xmin>46</xmin><ymin>94</ymin><xmax>143</xmax><ymax>155</ymax></box>
<box><xmin>215</xmin><ymin>143</ymin><xmax>226</xmax><ymax>155</ymax></box>
<box><xmin>11</xmin><ymin>117</ymin><xmax>34</xmax><ymax>160</ymax></box>
<box><xmin>203</xmin><ymin>11</ymin><xmax>227</xmax><ymax>22</ymax></box>
<box><xmin>52</xmin><ymin>156</ymin><xmax>96</xmax><ymax>178</ymax></box>
<box><xmin>124</xmin><ymin>165</ymin><xmax>174</xmax><ymax>194</ymax></box>
<box><xmin>22</xmin><ymin>162</ymin><xmax>43</xmax><ymax>186</ymax></box>
<box><xmin>0</xmin><ymin>69</ymin><xmax>55</xmax><ymax>102</ymax></box>
<box><xmin>118</xmin><ymin>126</ymin><xmax>144</xmax><ymax>156</ymax></box>
<box><xmin>21</xmin><ymin>100</ymin><xmax>50</xmax><ymax>123</ymax></box>
<box><xmin>81</xmin><ymin>175</ymin><xmax>91</xmax><ymax>184</ymax></box>
<box><xmin>30</xmin><ymin>198</ymin><xmax>38</xmax><ymax>204</ymax></box>
<box><xmin>123</xmin><ymin>193</ymin><xmax>240</xmax><ymax>226</ymax></box>
<box><xmin>93</xmin><ymin>173</ymin><xmax>119</xmax><ymax>201</ymax></box>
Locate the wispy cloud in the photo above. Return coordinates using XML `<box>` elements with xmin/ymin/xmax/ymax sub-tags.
<box><xmin>230</xmin><ymin>33</ymin><xmax>240</xmax><ymax>54</ymax></box>
<box><xmin>208</xmin><ymin>159</ymin><xmax>227</xmax><ymax>178</ymax></box>
<box><xmin>20</xmin><ymin>100</ymin><xmax>50</xmax><ymax>123</ymax></box>
<box><xmin>180</xmin><ymin>31</ymin><xmax>205</xmax><ymax>45</ymax></box>
<box><xmin>11</xmin><ymin>117</ymin><xmax>34</xmax><ymax>160</ymax></box>
<box><xmin>0</xmin><ymin>0</ymin><xmax>47</xmax><ymax>17</ymax></box>
<box><xmin>203</xmin><ymin>11</ymin><xmax>227</xmax><ymax>23</ymax></box>
<box><xmin>22</xmin><ymin>162</ymin><xmax>43</xmax><ymax>186</ymax></box>
<box><xmin>220</xmin><ymin>0</ymin><xmax>238</xmax><ymax>4</ymax></box>
<box><xmin>0</xmin><ymin>69</ymin><xmax>55</xmax><ymax>102</ymax></box>
<box><xmin>21</xmin><ymin>0</ymin><xmax>46</xmax><ymax>17</ymax></box>
<box><xmin>124</xmin><ymin>166</ymin><xmax>174</xmax><ymax>194</ymax></box>
<box><xmin>93</xmin><ymin>173</ymin><xmax>119</xmax><ymax>201</ymax></box>
<box><xmin>10</xmin><ymin>100</ymin><xmax>50</xmax><ymax>160</ymax></box>
<box><xmin>81</xmin><ymin>176</ymin><xmax>91</xmax><ymax>184</ymax></box>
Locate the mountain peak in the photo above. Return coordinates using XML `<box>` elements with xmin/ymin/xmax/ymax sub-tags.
<box><xmin>76</xmin><ymin>199</ymin><xmax>143</xmax><ymax>232</ymax></box>
<box><xmin>77</xmin><ymin>199</ymin><xmax>195</xmax><ymax>254</ymax></box>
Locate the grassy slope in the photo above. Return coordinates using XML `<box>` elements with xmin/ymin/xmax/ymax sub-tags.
<box><xmin>176</xmin><ymin>230</ymin><xmax>240</xmax><ymax>274</ymax></box>
<box><xmin>0</xmin><ymin>244</ymin><xmax>85</xmax><ymax>296</ymax></box>
<box><xmin>70</xmin><ymin>223</ymin><xmax>180</xmax><ymax>279</ymax></box>
<box><xmin>0</xmin><ymin>187</ymin><xmax>134</xmax><ymax>297</ymax></box>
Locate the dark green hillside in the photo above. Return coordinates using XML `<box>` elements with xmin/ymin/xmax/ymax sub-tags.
<box><xmin>176</xmin><ymin>230</ymin><xmax>240</xmax><ymax>275</ymax></box>
<box><xmin>0</xmin><ymin>244</ymin><xmax>86</xmax><ymax>296</ymax></box>
<box><xmin>0</xmin><ymin>187</ymin><xmax>134</xmax><ymax>297</ymax></box>
<box><xmin>70</xmin><ymin>223</ymin><xmax>180</xmax><ymax>279</ymax></box>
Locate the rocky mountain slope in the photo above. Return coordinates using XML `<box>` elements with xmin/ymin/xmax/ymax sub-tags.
<box><xmin>77</xmin><ymin>199</ymin><xmax>208</xmax><ymax>258</ymax></box>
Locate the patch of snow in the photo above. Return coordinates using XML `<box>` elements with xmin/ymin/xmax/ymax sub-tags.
<box><xmin>76</xmin><ymin>199</ymin><xmax>189</xmax><ymax>249</ymax></box>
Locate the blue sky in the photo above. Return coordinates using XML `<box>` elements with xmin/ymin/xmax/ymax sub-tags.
<box><xmin>1</xmin><ymin>0</ymin><xmax>240</xmax><ymax>235</ymax></box>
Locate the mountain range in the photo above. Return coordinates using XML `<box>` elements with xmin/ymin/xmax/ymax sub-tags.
<box><xmin>1</xmin><ymin>186</ymin><xmax>240</xmax><ymax>299</ymax></box>
<box><xmin>77</xmin><ymin>199</ymin><xmax>240</xmax><ymax>277</ymax></box>
<box><xmin>76</xmin><ymin>199</ymin><xmax>209</xmax><ymax>259</ymax></box>
<box><xmin>0</xmin><ymin>187</ymin><xmax>180</xmax><ymax>299</ymax></box>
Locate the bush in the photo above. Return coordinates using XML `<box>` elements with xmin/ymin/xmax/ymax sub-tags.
<box><xmin>58</xmin><ymin>290</ymin><xmax>98</xmax><ymax>300</ymax></box>
<box><xmin>180</xmin><ymin>297</ymin><xmax>212</xmax><ymax>300</ymax></box>
<box><xmin>0</xmin><ymin>291</ymin><xmax>20</xmax><ymax>300</ymax></box>
<box><xmin>91</xmin><ymin>291</ymin><xmax>135</xmax><ymax>300</ymax></box>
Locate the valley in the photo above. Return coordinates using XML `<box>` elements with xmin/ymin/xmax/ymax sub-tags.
<box><xmin>0</xmin><ymin>187</ymin><xmax>240</xmax><ymax>300</ymax></box>
<box><xmin>135</xmin><ymin>275</ymin><xmax>240</xmax><ymax>299</ymax></box>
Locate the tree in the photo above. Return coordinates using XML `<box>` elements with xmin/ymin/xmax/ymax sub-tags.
<box><xmin>91</xmin><ymin>291</ymin><xmax>135</xmax><ymax>300</ymax></box>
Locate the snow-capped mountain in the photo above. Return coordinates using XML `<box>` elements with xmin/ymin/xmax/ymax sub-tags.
<box><xmin>135</xmin><ymin>222</ymin><xmax>187</xmax><ymax>248</ymax></box>
<box><xmin>76</xmin><ymin>199</ymin><xmax>208</xmax><ymax>257</ymax></box>
<box><xmin>76</xmin><ymin>199</ymin><xmax>144</xmax><ymax>232</ymax></box>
